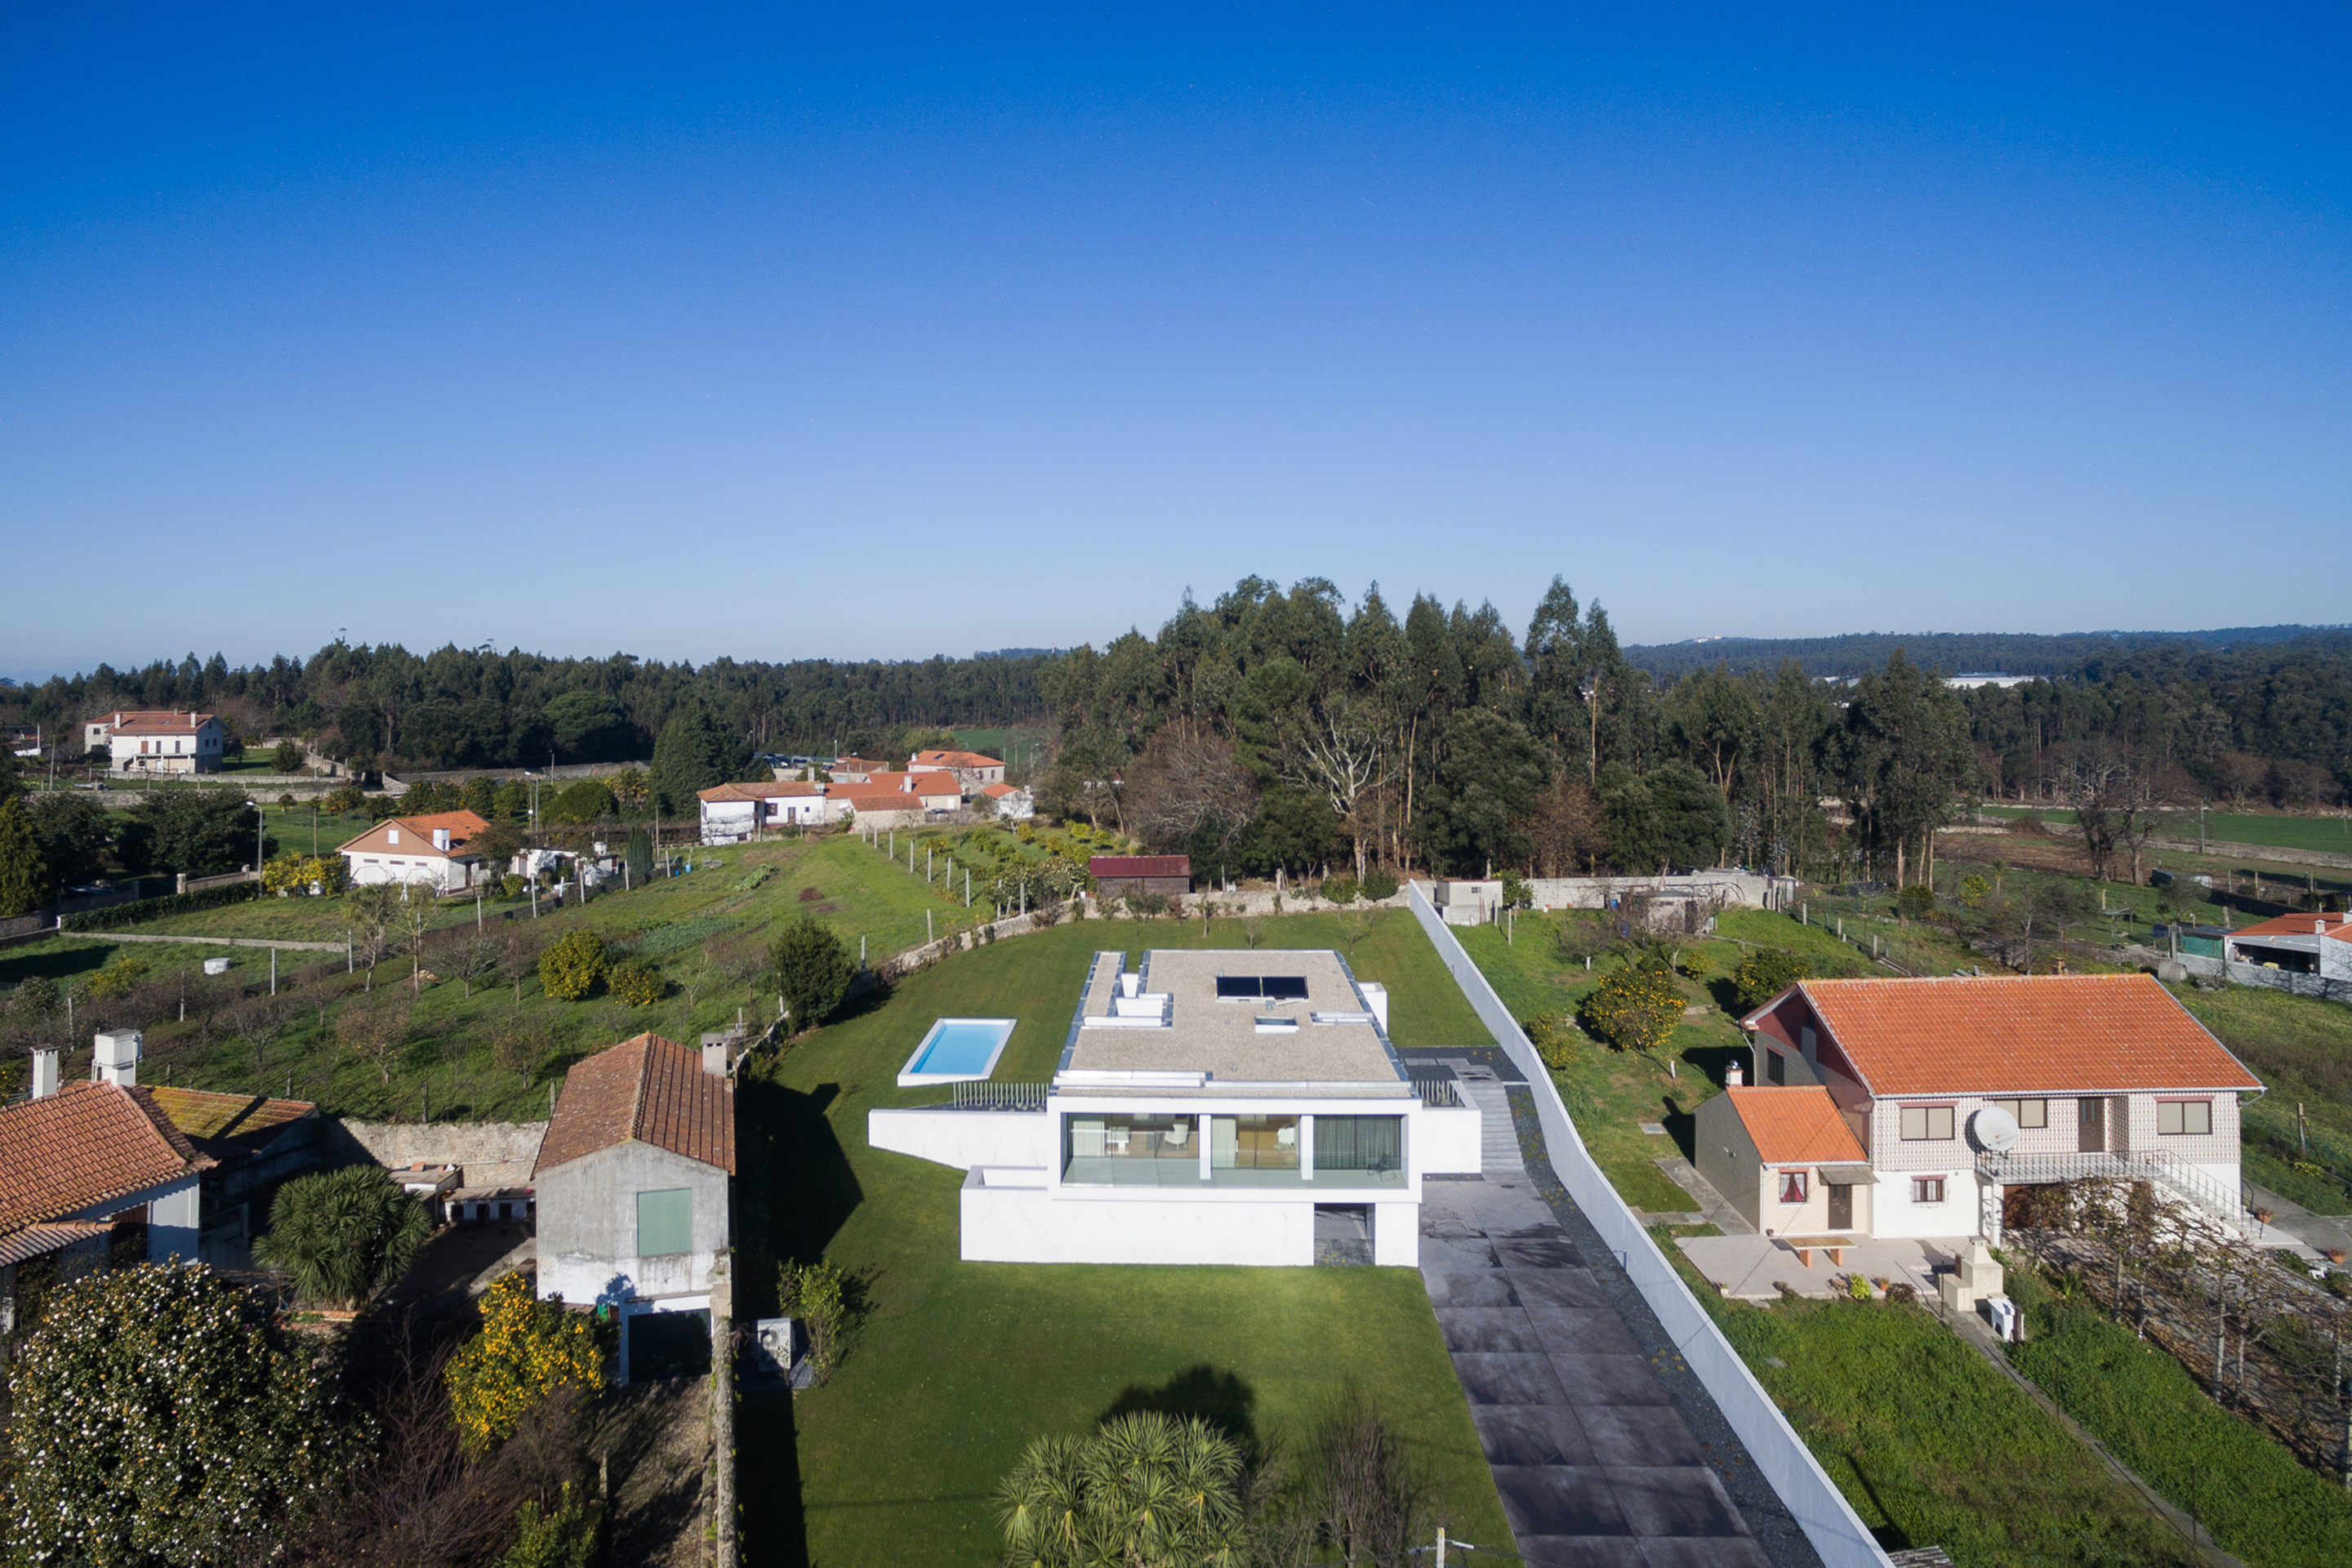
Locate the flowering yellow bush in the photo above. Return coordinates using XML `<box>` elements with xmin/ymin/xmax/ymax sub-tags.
<box><xmin>608</xmin><ymin>959</ymin><xmax>663</xmax><ymax>1007</ymax></box>
<box><xmin>444</xmin><ymin>1273</ymin><xmax>606</xmax><ymax>1454</ymax></box>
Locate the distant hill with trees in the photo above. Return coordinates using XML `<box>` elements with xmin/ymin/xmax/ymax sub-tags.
<box><xmin>1624</xmin><ymin>626</ymin><xmax>2350</xmax><ymax>681</ymax></box>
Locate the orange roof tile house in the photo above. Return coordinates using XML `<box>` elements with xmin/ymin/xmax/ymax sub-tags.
<box><xmin>1695</xmin><ymin>973</ymin><xmax>2262</xmax><ymax>1245</ymax></box>
<box><xmin>336</xmin><ymin>810</ymin><xmax>498</xmax><ymax>893</ymax></box>
<box><xmin>533</xmin><ymin>1034</ymin><xmax>736</xmax><ymax>1382</ymax></box>
<box><xmin>907</xmin><ymin>748</ymin><xmax>1006</xmax><ymax>789</ymax></box>
<box><xmin>697</xmin><ymin>779</ymin><xmax>836</xmax><ymax>842</ymax></box>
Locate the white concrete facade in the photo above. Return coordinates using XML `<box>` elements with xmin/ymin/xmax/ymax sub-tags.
<box><xmin>536</xmin><ymin>1142</ymin><xmax>730</xmax><ymax>1310</ymax></box>
<box><xmin>871</xmin><ymin>950</ymin><xmax>1478</xmax><ymax>1267</ymax></box>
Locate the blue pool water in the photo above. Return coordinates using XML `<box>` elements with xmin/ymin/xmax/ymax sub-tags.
<box><xmin>898</xmin><ymin>1018</ymin><xmax>1017</xmax><ymax>1085</ymax></box>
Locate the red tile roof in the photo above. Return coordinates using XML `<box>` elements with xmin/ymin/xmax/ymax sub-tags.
<box><xmin>911</xmin><ymin>749</ymin><xmax>1003</xmax><ymax>768</ymax></box>
<box><xmin>0</xmin><ymin>1085</ymin><xmax>212</xmax><ymax>1233</ymax></box>
<box><xmin>1089</xmin><ymin>855</ymin><xmax>1191</xmax><ymax>878</ymax></box>
<box><xmin>858</xmin><ymin>772</ymin><xmax>960</xmax><ymax>796</ymax></box>
<box><xmin>106</xmin><ymin>711</ymin><xmax>219</xmax><ymax>735</ymax></box>
<box><xmin>1779</xmin><ymin>973</ymin><xmax>2261</xmax><ymax>1097</ymax></box>
<box><xmin>981</xmin><ymin>782</ymin><xmax>1021</xmax><ymax>798</ymax></box>
<box><xmin>838</xmin><ymin>790</ymin><xmax>933</xmax><ymax>815</ymax></box>
<box><xmin>534</xmin><ymin>1034</ymin><xmax>735</xmax><ymax>1177</ymax></box>
<box><xmin>0</xmin><ymin>1220</ymin><xmax>116</xmax><ymax>1268</ymax></box>
<box><xmin>336</xmin><ymin>809</ymin><xmax>494</xmax><ymax>858</ymax></box>
<box><xmin>698</xmin><ymin>781</ymin><xmax>824</xmax><ymax>803</ymax></box>
<box><xmin>1724</xmin><ymin>1087</ymin><xmax>1867</xmax><ymax>1165</ymax></box>
<box><xmin>2229</xmin><ymin>911</ymin><xmax>2351</xmax><ymax>942</ymax></box>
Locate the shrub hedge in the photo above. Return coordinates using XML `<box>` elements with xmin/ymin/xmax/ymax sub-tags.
<box><xmin>60</xmin><ymin>880</ymin><xmax>262</xmax><ymax>932</ymax></box>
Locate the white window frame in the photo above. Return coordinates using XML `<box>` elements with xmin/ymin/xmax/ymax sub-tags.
<box><xmin>1900</xmin><ymin>1104</ymin><xmax>1956</xmax><ymax>1141</ymax></box>
<box><xmin>2158</xmin><ymin>1098</ymin><xmax>2212</xmax><ymax>1137</ymax></box>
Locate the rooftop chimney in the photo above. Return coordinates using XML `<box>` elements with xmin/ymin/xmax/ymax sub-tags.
<box><xmin>699</xmin><ymin>1030</ymin><xmax>739</xmax><ymax>1078</ymax></box>
<box><xmin>30</xmin><ymin>1048</ymin><xmax>60</xmax><ymax>1099</ymax></box>
<box><xmin>433</xmin><ymin>828</ymin><xmax>452</xmax><ymax>850</ymax></box>
<box><xmin>94</xmin><ymin>1031</ymin><xmax>141</xmax><ymax>1088</ymax></box>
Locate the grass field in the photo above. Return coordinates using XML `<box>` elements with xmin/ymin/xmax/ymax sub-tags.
<box><xmin>737</xmin><ymin>915</ymin><xmax>1511</xmax><ymax>1568</ymax></box>
<box><xmin>1655</xmin><ymin>1250</ymin><xmax>2203</xmax><ymax>1567</ymax></box>
<box><xmin>2168</xmin><ymin>983</ymin><xmax>2352</xmax><ymax>1214</ymax></box>
<box><xmin>1974</xmin><ymin>804</ymin><xmax>2352</xmax><ymax>858</ymax></box>
<box><xmin>0</xmin><ymin>832</ymin><xmax>1018</xmax><ymax>1120</ymax></box>
<box><xmin>1454</xmin><ymin>913</ymin><xmax>1775</xmax><ymax>1212</ymax></box>
<box><xmin>2007</xmin><ymin>1273</ymin><xmax>2352</xmax><ymax>1568</ymax></box>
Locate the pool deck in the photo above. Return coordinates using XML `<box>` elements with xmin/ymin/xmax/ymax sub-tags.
<box><xmin>895</xmin><ymin>1017</ymin><xmax>1017</xmax><ymax>1087</ymax></box>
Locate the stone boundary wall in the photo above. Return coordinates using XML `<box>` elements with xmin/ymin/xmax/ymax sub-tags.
<box><xmin>386</xmin><ymin>760</ymin><xmax>651</xmax><ymax>789</ymax></box>
<box><xmin>1526</xmin><ymin>871</ymin><xmax>1795</xmax><ymax>911</ymax></box>
<box><xmin>327</xmin><ymin>1118</ymin><xmax>550</xmax><ymax>1191</ymax></box>
<box><xmin>1405</xmin><ymin>880</ymin><xmax>1893</xmax><ymax>1568</ymax></box>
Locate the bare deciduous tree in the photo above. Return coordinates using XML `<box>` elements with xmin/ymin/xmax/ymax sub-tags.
<box><xmin>1122</xmin><ymin>730</ymin><xmax>1259</xmax><ymax>865</ymax></box>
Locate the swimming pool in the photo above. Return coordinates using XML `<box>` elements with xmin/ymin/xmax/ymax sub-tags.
<box><xmin>897</xmin><ymin>1018</ymin><xmax>1018</xmax><ymax>1087</ymax></box>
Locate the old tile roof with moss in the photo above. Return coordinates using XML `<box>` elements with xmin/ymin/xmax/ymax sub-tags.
<box><xmin>0</xmin><ymin>1084</ymin><xmax>213</xmax><ymax>1233</ymax></box>
<box><xmin>1724</xmin><ymin>1087</ymin><xmax>1867</xmax><ymax>1165</ymax></box>
<box><xmin>145</xmin><ymin>1085</ymin><xmax>316</xmax><ymax>1156</ymax></box>
<box><xmin>1778</xmin><ymin>973</ymin><xmax>2261</xmax><ymax>1097</ymax></box>
<box><xmin>533</xmin><ymin>1033</ymin><xmax>735</xmax><ymax>1178</ymax></box>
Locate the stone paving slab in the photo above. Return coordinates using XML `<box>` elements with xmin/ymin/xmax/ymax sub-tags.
<box><xmin>1410</xmin><ymin>1054</ymin><xmax>1821</xmax><ymax>1568</ymax></box>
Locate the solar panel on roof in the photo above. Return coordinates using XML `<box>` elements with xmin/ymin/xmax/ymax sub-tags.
<box><xmin>1213</xmin><ymin>975</ymin><xmax>1309</xmax><ymax>1000</ymax></box>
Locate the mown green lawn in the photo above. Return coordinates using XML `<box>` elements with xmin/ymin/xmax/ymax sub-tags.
<box><xmin>737</xmin><ymin>915</ymin><xmax>1511</xmax><ymax>1568</ymax></box>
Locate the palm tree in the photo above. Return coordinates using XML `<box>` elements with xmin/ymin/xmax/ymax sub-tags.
<box><xmin>253</xmin><ymin>1165</ymin><xmax>433</xmax><ymax>1309</ymax></box>
<box><xmin>997</xmin><ymin>1412</ymin><xmax>1247</xmax><ymax>1568</ymax></box>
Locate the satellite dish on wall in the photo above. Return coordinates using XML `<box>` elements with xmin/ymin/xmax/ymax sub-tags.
<box><xmin>1972</xmin><ymin>1106</ymin><xmax>2020</xmax><ymax>1154</ymax></box>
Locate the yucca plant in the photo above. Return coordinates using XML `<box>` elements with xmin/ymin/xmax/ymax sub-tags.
<box><xmin>254</xmin><ymin>1165</ymin><xmax>434</xmax><ymax>1310</ymax></box>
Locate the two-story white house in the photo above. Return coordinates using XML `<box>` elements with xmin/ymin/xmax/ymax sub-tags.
<box><xmin>908</xmin><ymin>749</ymin><xmax>1007</xmax><ymax>791</ymax></box>
<box><xmin>86</xmin><ymin>710</ymin><xmax>227</xmax><ymax>775</ymax></box>
<box><xmin>869</xmin><ymin>949</ymin><xmax>1481</xmax><ymax>1267</ymax></box>
<box><xmin>1698</xmin><ymin>973</ymin><xmax>2263</xmax><ymax>1244</ymax></box>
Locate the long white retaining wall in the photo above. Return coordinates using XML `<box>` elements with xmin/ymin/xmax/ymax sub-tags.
<box><xmin>1406</xmin><ymin>881</ymin><xmax>1891</xmax><ymax>1568</ymax></box>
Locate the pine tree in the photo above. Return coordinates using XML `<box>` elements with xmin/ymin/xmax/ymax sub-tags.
<box><xmin>0</xmin><ymin>795</ymin><xmax>53</xmax><ymax>917</ymax></box>
<box><xmin>648</xmin><ymin>706</ymin><xmax>737</xmax><ymax>815</ymax></box>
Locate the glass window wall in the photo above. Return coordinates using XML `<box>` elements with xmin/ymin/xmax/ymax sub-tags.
<box><xmin>1312</xmin><ymin>1116</ymin><xmax>1405</xmax><ymax>1188</ymax></box>
<box><xmin>1209</xmin><ymin>1115</ymin><xmax>1302</xmax><ymax>1187</ymax></box>
<box><xmin>1062</xmin><ymin>1114</ymin><xmax>1200</xmax><ymax>1186</ymax></box>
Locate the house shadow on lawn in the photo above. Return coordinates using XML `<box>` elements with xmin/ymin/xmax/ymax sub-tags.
<box><xmin>738</xmin><ymin>1390</ymin><xmax>810</xmax><ymax>1568</ymax></box>
<box><xmin>1100</xmin><ymin>1364</ymin><xmax>1260</xmax><ymax>1453</ymax></box>
<box><xmin>735</xmin><ymin>1079</ymin><xmax>864</xmax><ymax>1311</ymax></box>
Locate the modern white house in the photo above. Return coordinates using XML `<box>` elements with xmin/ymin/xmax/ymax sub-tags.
<box><xmin>1701</xmin><ymin>973</ymin><xmax>2264</xmax><ymax>1244</ymax></box>
<box><xmin>870</xmin><ymin>949</ymin><xmax>1481</xmax><ymax>1267</ymax></box>
<box><xmin>85</xmin><ymin>709</ymin><xmax>227</xmax><ymax>775</ymax></box>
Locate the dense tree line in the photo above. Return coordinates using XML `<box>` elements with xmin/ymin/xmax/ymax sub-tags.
<box><xmin>0</xmin><ymin>642</ymin><xmax>1050</xmax><ymax>774</ymax></box>
<box><xmin>1958</xmin><ymin>637</ymin><xmax>2352</xmax><ymax>807</ymax></box>
<box><xmin>1627</xmin><ymin>625</ymin><xmax>2349</xmax><ymax>682</ymax></box>
<box><xmin>1040</xmin><ymin>577</ymin><xmax>1978</xmax><ymax>884</ymax></box>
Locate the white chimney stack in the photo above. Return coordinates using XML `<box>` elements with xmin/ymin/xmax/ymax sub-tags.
<box><xmin>30</xmin><ymin>1048</ymin><xmax>60</xmax><ymax>1099</ymax></box>
<box><xmin>94</xmin><ymin>1031</ymin><xmax>142</xmax><ymax>1089</ymax></box>
<box><xmin>433</xmin><ymin>827</ymin><xmax>452</xmax><ymax>850</ymax></box>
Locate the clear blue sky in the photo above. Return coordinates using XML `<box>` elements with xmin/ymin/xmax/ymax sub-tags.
<box><xmin>5</xmin><ymin>5</ymin><xmax>2346</xmax><ymax>680</ymax></box>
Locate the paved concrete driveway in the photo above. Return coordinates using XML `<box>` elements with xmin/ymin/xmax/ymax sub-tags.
<box><xmin>1410</xmin><ymin>1053</ymin><xmax>1820</xmax><ymax>1568</ymax></box>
